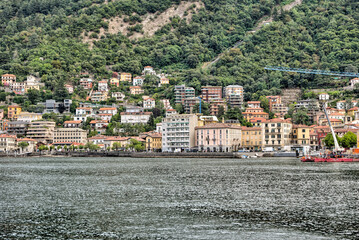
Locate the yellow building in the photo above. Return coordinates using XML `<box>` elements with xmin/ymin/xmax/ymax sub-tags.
<box><xmin>110</xmin><ymin>78</ymin><xmax>120</xmax><ymax>87</ymax></box>
<box><xmin>291</xmin><ymin>125</ymin><xmax>312</xmax><ymax>145</ymax></box>
<box><xmin>7</xmin><ymin>105</ymin><xmax>22</xmax><ymax>120</ymax></box>
<box><xmin>145</xmin><ymin>133</ymin><xmax>162</xmax><ymax>151</ymax></box>
<box><xmin>120</xmin><ymin>73</ymin><xmax>132</xmax><ymax>82</ymax></box>
<box><xmin>17</xmin><ymin>112</ymin><xmax>43</xmax><ymax>122</ymax></box>
<box><xmin>241</xmin><ymin>127</ymin><xmax>262</xmax><ymax>150</ymax></box>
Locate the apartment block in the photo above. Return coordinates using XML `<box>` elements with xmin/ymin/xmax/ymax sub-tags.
<box><xmin>262</xmin><ymin>118</ymin><xmax>292</xmax><ymax>151</ymax></box>
<box><xmin>0</xmin><ymin>134</ymin><xmax>17</xmax><ymax>152</ymax></box>
<box><xmin>162</xmin><ymin>114</ymin><xmax>198</xmax><ymax>152</ymax></box>
<box><xmin>53</xmin><ymin>128</ymin><xmax>87</xmax><ymax>144</ymax></box>
<box><xmin>26</xmin><ymin>121</ymin><xmax>56</xmax><ymax>144</ymax></box>
<box><xmin>174</xmin><ymin>85</ymin><xmax>195</xmax><ymax>104</ymax></box>
<box><xmin>209</xmin><ymin>98</ymin><xmax>227</xmax><ymax>116</ymax></box>
<box><xmin>201</xmin><ymin>86</ymin><xmax>222</xmax><ymax>103</ymax></box>
<box><xmin>184</xmin><ymin>97</ymin><xmax>200</xmax><ymax>113</ymax></box>
<box><xmin>7</xmin><ymin>121</ymin><xmax>29</xmax><ymax>137</ymax></box>
<box><xmin>241</xmin><ymin>127</ymin><xmax>262</xmax><ymax>151</ymax></box>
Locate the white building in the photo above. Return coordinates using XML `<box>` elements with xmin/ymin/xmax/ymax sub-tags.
<box><xmin>98</xmin><ymin>80</ymin><xmax>108</xmax><ymax>92</ymax></box>
<box><xmin>161</xmin><ymin>114</ymin><xmax>198</xmax><ymax>152</ymax></box>
<box><xmin>17</xmin><ymin>112</ymin><xmax>42</xmax><ymax>122</ymax></box>
<box><xmin>318</xmin><ymin>93</ymin><xmax>329</xmax><ymax>101</ymax></box>
<box><xmin>120</xmin><ymin>112</ymin><xmax>152</xmax><ymax>124</ymax></box>
<box><xmin>75</xmin><ymin>107</ymin><xmax>94</xmax><ymax>122</ymax></box>
<box><xmin>142</xmin><ymin>66</ymin><xmax>156</xmax><ymax>75</ymax></box>
<box><xmin>111</xmin><ymin>92</ymin><xmax>125</xmax><ymax>101</ymax></box>
<box><xmin>350</xmin><ymin>78</ymin><xmax>359</xmax><ymax>88</ymax></box>
<box><xmin>133</xmin><ymin>76</ymin><xmax>144</xmax><ymax>86</ymax></box>
<box><xmin>336</xmin><ymin>100</ymin><xmax>358</xmax><ymax>110</ymax></box>
<box><xmin>98</xmin><ymin>107</ymin><xmax>117</xmax><ymax>116</ymax></box>
<box><xmin>143</xmin><ymin>98</ymin><xmax>155</xmax><ymax>109</ymax></box>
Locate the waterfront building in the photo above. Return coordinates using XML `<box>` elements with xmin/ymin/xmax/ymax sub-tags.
<box><xmin>26</xmin><ymin>121</ymin><xmax>56</xmax><ymax>144</ymax></box>
<box><xmin>0</xmin><ymin>134</ymin><xmax>17</xmax><ymax>152</ymax></box>
<box><xmin>291</xmin><ymin>125</ymin><xmax>312</xmax><ymax>146</ymax></box>
<box><xmin>162</xmin><ymin>114</ymin><xmax>198</xmax><ymax>152</ymax></box>
<box><xmin>201</xmin><ymin>86</ymin><xmax>222</xmax><ymax>103</ymax></box>
<box><xmin>195</xmin><ymin>123</ymin><xmax>242</xmax><ymax>152</ymax></box>
<box><xmin>120</xmin><ymin>112</ymin><xmax>152</xmax><ymax>124</ymax></box>
<box><xmin>262</xmin><ymin>118</ymin><xmax>292</xmax><ymax>151</ymax></box>
<box><xmin>7</xmin><ymin>105</ymin><xmax>22</xmax><ymax>120</ymax></box>
<box><xmin>241</xmin><ymin>127</ymin><xmax>262</xmax><ymax>151</ymax></box>
<box><xmin>174</xmin><ymin>85</ymin><xmax>195</xmax><ymax>104</ymax></box>
<box><xmin>17</xmin><ymin>138</ymin><xmax>37</xmax><ymax>153</ymax></box>
<box><xmin>88</xmin><ymin>135</ymin><xmax>106</xmax><ymax>145</ymax></box>
<box><xmin>145</xmin><ymin>133</ymin><xmax>162</xmax><ymax>152</ymax></box>
<box><xmin>53</xmin><ymin>128</ymin><xmax>87</xmax><ymax>144</ymax></box>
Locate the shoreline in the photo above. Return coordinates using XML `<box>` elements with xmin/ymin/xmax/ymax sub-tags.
<box><xmin>0</xmin><ymin>152</ymin><xmax>293</xmax><ymax>158</ymax></box>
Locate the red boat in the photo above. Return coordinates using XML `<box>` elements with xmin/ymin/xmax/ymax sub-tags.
<box><xmin>301</xmin><ymin>156</ymin><xmax>359</xmax><ymax>162</ymax></box>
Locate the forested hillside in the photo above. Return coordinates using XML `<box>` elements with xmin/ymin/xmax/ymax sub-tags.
<box><xmin>0</xmin><ymin>0</ymin><xmax>359</xmax><ymax>99</ymax></box>
<box><xmin>210</xmin><ymin>0</ymin><xmax>359</xmax><ymax>100</ymax></box>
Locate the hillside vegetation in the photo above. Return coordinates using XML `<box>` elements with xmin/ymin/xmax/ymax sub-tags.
<box><xmin>0</xmin><ymin>0</ymin><xmax>358</xmax><ymax>100</ymax></box>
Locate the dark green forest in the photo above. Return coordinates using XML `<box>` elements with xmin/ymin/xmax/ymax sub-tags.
<box><xmin>0</xmin><ymin>0</ymin><xmax>358</xmax><ymax>99</ymax></box>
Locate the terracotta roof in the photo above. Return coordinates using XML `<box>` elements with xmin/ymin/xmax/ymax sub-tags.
<box><xmin>323</xmin><ymin>118</ymin><xmax>342</xmax><ymax>122</ymax></box>
<box><xmin>99</xmin><ymin>80</ymin><xmax>107</xmax><ymax>83</ymax></box>
<box><xmin>130</xmin><ymin>86</ymin><xmax>142</xmax><ymax>89</ymax></box>
<box><xmin>121</xmin><ymin>72</ymin><xmax>131</xmax><ymax>75</ymax></box>
<box><xmin>2</xmin><ymin>74</ymin><xmax>16</xmax><ymax>77</ymax></box>
<box><xmin>146</xmin><ymin>133</ymin><xmax>162</xmax><ymax>138</ymax></box>
<box><xmin>64</xmin><ymin>120</ymin><xmax>82</xmax><ymax>124</ymax></box>
<box><xmin>76</xmin><ymin>107</ymin><xmax>92</xmax><ymax>110</ymax></box>
<box><xmin>98</xmin><ymin>114</ymin><xmax>112</xmax><ymax>116</ymax></box>
<box><xmin>247</xmin><ymin>101</ymin><xmax>261</xmax><ymax>104</ymax></box>
<box><xmin>330</xmin><ymin>113</ymin><xmax>345</xmax><ymax>116</ymax></box>
<box><xmin>144</xmin><ymin>66</ymin><xmax>153</xmax><ymax>68</ymax></box>
<box><xmin>0</xmin><ymin>134</ymin><xmax>16</xmax><ymax>138</ymax></box>
<box><xmin>249</xmin><ymin>117</ymin><xmax>267</xmax><ymax>123</ymax></box>
<box><xmin>88</xmin><ymin>135</ymin><xmax>106</xmax><ymax>140</ymax></box>
<box><xmin>134</xmin><ymin>76</ymin><xmax>144</xmax><ymax>79</ymax></box>
<box><xmin>8</xmin><ymin>105</ymin><xmax>21</xmax><ymax>108</ymax></box>
<box><xmin>17</xmin><ymin>138</ymin><xmax>36</xmax><ymax>142</ymax></box>
<box><xmin>145</xmin><ymin>98</ymin><xmax>155</xmax><ymax>101</ymax></box>
<box><xmin>90</xmin><ymin>120</ymin><xmax>109</xmax><ymax>124</ymax></box>
<box><xmin>242</xmin><ymin>112</ymin><xmax>268</xmax><ymax>115</ymax></box>
<box><xmin>349</xmin><ymin>107</ymin><xmax>359</xmax><ymax>111</ymax></box>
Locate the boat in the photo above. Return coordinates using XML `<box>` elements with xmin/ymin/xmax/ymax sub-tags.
<box><xmin>301</xmin><ymin>101</ymin><xmax>358</xmax><ymax>163</ymax></box>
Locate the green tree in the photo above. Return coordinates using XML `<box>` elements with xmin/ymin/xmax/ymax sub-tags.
<box><xmin>341</xmin><ymin>131</ymin><xmax>357</xmax><ymax>148</ymax></box>
<box><xmin>323</xmin><ymin>133</ymin><xmax>341</xmax><ymax>148</ymax></box>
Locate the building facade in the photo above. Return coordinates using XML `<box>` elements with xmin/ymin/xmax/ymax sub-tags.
<box><xmin>241</xmin><ymin>127</ymin><xmax>262</xmax><ymax>150</ymax></box>
<box><xmin>120</xmin><ymin>112</ymin><xmax>152</xmax><ymax>124</ymax></box>
<box><xmin>201</xmin><ymin>86</ymin><xmax>222</xmax><ymax>103</ymax></box>
<box><xmin>26</xmin><ymin>121</ymin><xmax>56</xmax><ymax>144</ymax></box>
<box><xmin>174</xmin><ymin>85</ymin><xmax>195</xmax><ymax>104</ymax></box>
<box><xmin>162</xmin><ymin>114</ymin><xmax>198</xmax><ymax>152</ymax></box>
<box><xmin>262</xmin><ymin>118</ymin><xmax>292</xmax><ymax>151</ymax></box>
<box><xmin>195</xmin><ymin>123</ymin><xmax>242</xmax><ymax>152</ymax></box>
<box><xmin>53</xmin><ymin>128</ymin><xmax>87</xmax><ymax>144</ymax></box>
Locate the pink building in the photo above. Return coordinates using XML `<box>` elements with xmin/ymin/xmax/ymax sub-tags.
<box><xmin>195</xmin><ymin>123</ymin><xmax>242</xmax><ymax>152</ymax></box>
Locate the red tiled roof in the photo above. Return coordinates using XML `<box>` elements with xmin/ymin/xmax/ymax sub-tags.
<box><xmin>64</xmin><ymin>120</ymin><xmax>82</xmax><ymax>124</ymax></box>
<box><xmin>99</xmin><ymin>107</ymin><xmax>116</xmax><ymax>110</ymax></box>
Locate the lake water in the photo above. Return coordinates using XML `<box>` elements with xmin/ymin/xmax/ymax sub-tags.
<box><xmin>1</xmin><ymin>157</ymin><xmax>359</xmax><ymax>239</ymax></box>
